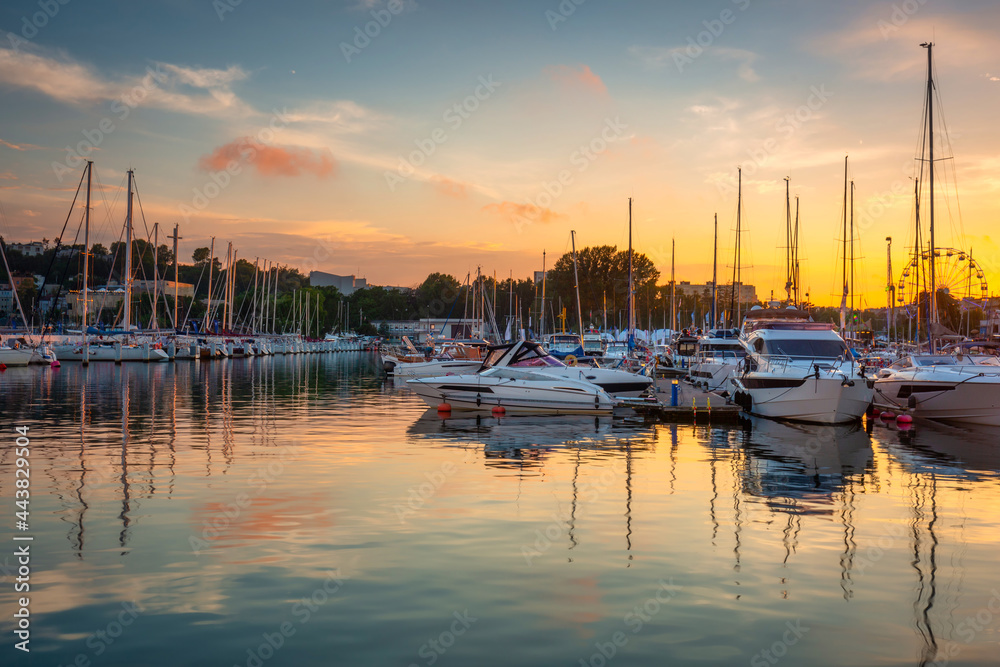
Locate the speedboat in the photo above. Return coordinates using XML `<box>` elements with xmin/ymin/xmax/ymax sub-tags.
<box><xmin>546</xmin><ymin>333</ymin><xmax>584</xmax><ymax>361</ymax></box>
<box><xmin>687</xmin><ymin>333</ymin><xmax>746</xmax><ymax>391</ymax></box>
<box><xmin>729</xmin><ymin>308</ymin><xmax>874</xmax><ymax>424</ymax></box>
<box><xmin>481</xmin><ymin>340</ymin><xmax>653</xmax><ymax>397</ymax></box>
<box><xmin>407</xmin><ymin>366</ymin><xmax>614</xmax><ymax>414</ymax></box>
<box><xmin>873</xmin><ymin>354</ymin><xmax>1000</xmax><ymax>426</ymax></box>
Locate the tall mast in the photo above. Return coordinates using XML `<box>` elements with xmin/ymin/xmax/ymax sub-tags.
<box><xmin>83</xmin><ymin>161</ymin><xmax>92</xmax><ymax>362</ymax></box>
<box><xmin>711</xmin><ymin>213</ymin><xmax>718</xmax><ymax>327</ymax></box>
<box><xmin>230</xmin><ymin>248</ymin><xmax>237</xmax><ymax>332</ymax></box>
<box><xmin>784</xmin><ymin>176</ymin><xmax>792</xmax><ymax>303</ymax></box>
<box><xmin>124</xmin><ymin>169</ymin><xmax>133</xmax><ymax>331</ymax></box>
<box><xmin>508</xmin><ymin>270</ymin><xmax>513</xmax><ymax>342</ymax></box>
<box><xmin>729</xmin><ymin>168</ymin><xmax>741</xmax><ymax>326</ymax></box>
<box><xmin>670</xmin><ymin>238</ymin><xmax>676</xmax><ymax>332</ymax></box>
<box><xmin>840</xmin><ymin>156</ymin><xmax>848</xmax><ymax>333</ymax></box>
<box><xmin>203</xmin><ymin>237</ymin><xmax>215</xmax><ymax>333</ymax></box>
<box><xmin>571</xmin><ymin>231</ymin><xmax>584</xmax><ymax>338</ymax></box>
<box><xmin>169</xmin><ymin>224</ymin><xmax>181</xmax><ymax>330</ymax></box>
<box><xmin>540</xmin><ymin>250</ymin><xmax>547</xmax><ymax>338</ymax></box>
<box><xmin>793</xmin><ymin>196</ymin><xmax>800</xmax><ymax>306</ymax></box>
<box><xmin>922</xmin><ymin>41</ymin><xmax>937</xmax><ymax>350</ymax></box>
<box><xmin>850</xmin><ymin>180</ymin><xmax>855</xmax><ymax>338</ymax></box>
<box><xmin>151</xmin><ymin>222</ymin><xmax>159</xmax><ymax>329</ymax></box>
<box><xmin>913</xmin><ymin>179</ymin><xmax>922</xmax><ymax>345</ymax></box>
<box><xmin>886</xmin><ymin>236</ymin><xmax>893</xmax><ymax>344</ymax></box>
<box><xmin>627</xmin><ymin>197</ymin><xmax>634</xmax><ymax>343</ymax></box>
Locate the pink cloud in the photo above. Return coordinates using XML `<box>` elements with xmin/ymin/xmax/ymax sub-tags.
<box><xmin>482</xmin><ymin>201</ymin><xmax>566</xmax><ymax>225</ymax></box>
<box><xmin>544</xmin><ymin>64</ymin><xmax>608</xmax><ymax>96</ymax></box>
<box><xmin>0</xmin><ymin>138</ymin><xmax>43</xmax><ymax>151</ymax></box>
<box><xmin>431</xmin><ymin>176</ymin><xmax>468</xmax><ymax>199</ymax></box>
<box><xmin>198</xmin><ymin>138</ymin><xmax>337</xmax><ymax>178</ymax></box>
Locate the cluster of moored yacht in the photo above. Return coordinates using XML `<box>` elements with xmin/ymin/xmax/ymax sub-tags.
<box><xmin>386</xmin><ymin>305</ymin><xmax>1000</xmax><ymax>427</ymax></box>
<box><xmin>0</xmin><ymin>331</ymin><xmax>375</xmax><ymax>367</ymax></box>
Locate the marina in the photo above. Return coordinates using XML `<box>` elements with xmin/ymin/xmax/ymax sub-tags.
<box><xmin>3</xmin><ymin>3</ymin><xmax>1000</xmax><ymax>665</ymax></box>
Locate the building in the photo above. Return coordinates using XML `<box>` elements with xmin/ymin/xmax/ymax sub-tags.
<box><xmin>673</xmin><ymin>281</ymin><xmax>758</xmax><ymax>304</ymax></box>
<box><xmin>8</xmin><ymin>241</ymin><xmax>47</xmax><ymax>257</ymax></box>
<box><xmin>368</xmin><ymin>318</ymin><xmax>486</xmax><ymax>342</ymax></box>
<box><xmin>132</xmin><ymin>280</ymin><xmax>194</xmax><ymax>298</ymax></box>
<box><xmin>309</xmin><ymin>271</ymin><xmax>367</xmax><ymax>295</ymax></box>
<box><xmin>0</xmin><ymin>285</ymin><xmax>13</xmax><ymax>315</ymax></box>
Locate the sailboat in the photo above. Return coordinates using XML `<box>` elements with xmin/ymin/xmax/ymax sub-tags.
<box><xmin>873</xmin><ymin>43</ymin><xmax>1000</xmax><ymax>425</ymax></box>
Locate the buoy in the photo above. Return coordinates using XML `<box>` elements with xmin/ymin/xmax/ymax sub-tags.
<box><xmin>50</xmin><ymin>360</ymin><xmax>60</xmax><ymax>368</ymax></box>
<box><xmin>437</xmin><ymin>403</ymin><xmax>452</xmax><ymax>414</ymax></box>
<box><xmin>898</xmin><ymin>421</ymin><xmax>913</xmax><ymax>432</ymax></box>
<box><xmin>896</xmin><ymin>414</ymin><xmax>913</xmax><ymax>424</ymax></box>
<box><xmin>492</xmin><ymin>405</ymin><xmax>506</xmax><ymax>416</ymax></box>
<box><xmin>0</xmin><ymin>363</ymin><xmax>6</xmax><ymax>371</ymax></box>
<box><xmin>880</xmin><ymin>411</ymin><xmax>895</xmax><ymax>420</ymax></box>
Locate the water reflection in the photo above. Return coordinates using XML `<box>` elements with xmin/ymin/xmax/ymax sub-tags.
<box><xmin>1</xmin><ymin>356</ymin><xmax>999</xmax><ymax>666</ymax></box>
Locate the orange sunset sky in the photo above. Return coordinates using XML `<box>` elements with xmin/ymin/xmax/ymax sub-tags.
<box><xmin>1</xmin><ymin>0</ymin><xmax>998</xmax><ymax>307</ymax></box>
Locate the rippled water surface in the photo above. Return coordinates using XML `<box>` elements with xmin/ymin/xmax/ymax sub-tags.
<box><xmin>2</xmin><ymin>354</ymin><xmax>999</xmax><ymax>666</ymax></box>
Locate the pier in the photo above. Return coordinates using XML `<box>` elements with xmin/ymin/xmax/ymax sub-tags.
<box><xmin>618</xmin><ymin>377</ymin><xmax>742</xmax><ymax>423</ymax></box>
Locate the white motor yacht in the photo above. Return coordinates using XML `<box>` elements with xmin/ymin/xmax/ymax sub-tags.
<box><xmin>688</xmin><ymin>334</ymin><xmax>746</xmax><ymax>391</ymax></box>
<box><xmin>873</xmin><ymin>354</ymin><xmax>1000</xmax><ymax>426</ymax></box>
<box><xmin>407</xmin><ymin>366</ymin><xmax>614</xmax><ymax>415</ymax></box>
<box><xmin>482</xmin><ymin>340</ymin><xmax>653</xmax><ymax>398</ymax></box>
<box><xmin>729</xmin><ymin>308</ymin><xmax>874</xmax><ymax>424</ymax></box>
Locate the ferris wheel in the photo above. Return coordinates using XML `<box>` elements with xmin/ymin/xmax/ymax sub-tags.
<box><xmin>896</xmin><ymin>247</ymin><xmax>989</xmax><ymax>308</ymax></box>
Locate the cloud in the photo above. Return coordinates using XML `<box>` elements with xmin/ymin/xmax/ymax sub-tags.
<box><xmin>544</xmin><ymin>64</ymin><xmax>608</xmax><ymax>96</ymax></box>
<box><xmin>0</xmin><ymin>137</ymin><xmax>43</xmax><ymax>151</ymax></box>
<box><xmin>23</xmin><ymin>209</ymin><xmax>39</xmax><ymax>217</ymax></box>
<box><xmin>431</xmin><ymin>176</ymin><xmax>468</xmax><ymax>199</ymax></box>
<box><xmin>481</xmin><ymin>201</ymin><xmax>566</xmax><ymax>225</ymax></box>
<box><xmin>282</xmin><ymin>100</ymin><xmax>387</xmax><ymax>134</ymax></box>
<box><xmin>198</xmin><ymin>138</ymin><xmax>337</xmax><ymax>178</ymax></box>
<box><xmin>0</xmin><ymin>171</ymin><xmax>17</xmax><ymax>180</ymax></box>
<box><xmin>628</xmin><ymin>45</ymin><xmax>759</xmax><ymax>82</ymax></box>
<box><xmin>0</xmin><ymin>44</ymin><xmax>253</xmax><ymax>117</ymax></box>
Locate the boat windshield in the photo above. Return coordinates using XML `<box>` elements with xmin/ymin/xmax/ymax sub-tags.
<box><xmin>913</xmin><ymin>356</ymin><xmax>957</xmax><ymax>366</ymax></box>
<box><xmin>762</xmin><ymin>338</ymin><xmax>849</xmax><ymax>359</ymax></box>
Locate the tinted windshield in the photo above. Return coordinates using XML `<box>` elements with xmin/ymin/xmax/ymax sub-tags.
<box><xmin>762</xmin><ymin>338</ymin><xmax>849</xmax><ymax>358</ymax></box>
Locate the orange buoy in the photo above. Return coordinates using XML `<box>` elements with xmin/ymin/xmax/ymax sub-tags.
<box><xmin>896</xmin><ymin>414</ymin><xmax>913</xmax><ymax>424</ymax></box>
<box><xmin>492</xmin><ymin>405</ymin><xmax>506</xmax><ymax>416</ymax></box>
<box><xmin>437</xmin><ymin>403</ymin><xmax>452</xmax><ymax>414</ymax></box>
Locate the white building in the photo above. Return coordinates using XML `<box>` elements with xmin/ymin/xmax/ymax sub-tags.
<box><xmin>9</xmin><ymin>241</ymin><xmax>47</xmax><ymax>257</ymax></box>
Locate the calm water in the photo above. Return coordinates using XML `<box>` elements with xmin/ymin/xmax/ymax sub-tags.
<box><xmin>2</xmin><ymin>354</ymin><xmax>1000</xmax><ymax>666</ymax></box>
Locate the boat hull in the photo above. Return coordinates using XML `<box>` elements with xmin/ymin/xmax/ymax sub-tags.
<box><xmin>407</xmin><ymin>377</ymin><xmax>614</xmax><ymax>415</ymax></box>
<box><xmin>874</xmin><ymin>374</ymin><xmax>1000</xmax><ymax>426</ymax></box>
<box><xmin>732</xmin><ymin>375</ymin><xmax>874</xmax><ymax>424</ymax></box>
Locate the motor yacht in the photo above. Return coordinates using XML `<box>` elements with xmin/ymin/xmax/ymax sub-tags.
<box><xmin>873</xmin><ymin>354</ymin><xmax>1000</xmax><ymax>426</ymax></box>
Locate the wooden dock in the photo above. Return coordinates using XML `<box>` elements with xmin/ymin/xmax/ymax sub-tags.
<box><xmin>617</xmin><ymin>377</ymin><xmax>743</xmax><ymax>423</ymax></box>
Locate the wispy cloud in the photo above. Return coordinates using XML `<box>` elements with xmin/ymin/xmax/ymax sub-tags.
<box><xmin>0</xmin><ymin>137</ymin><xmax>43</xmax><ymax>151</ymax></box>
<box><xmin>0</xmin><ymin>44</ymin><xmax>253</xmax><ymax>117</ymax></box>
<box><xmin>431</xmin><ymin>176</ymin><xmax>468</xmax><ymax>199</ymax></box>
<box><xmin>628</xmin><ymin>45</ymin><xmax>759</xmax><ymax>82</ymax></box>
<box><xmin>481</xmin><ymin>201</ymin><xmax>566</xmax><ymax>225</ymax></box>
<box><xmin>544</xmin><ymin>64</ymin><xmax>608</xmax><ymax>96</ymax></box>
<box><xmin>282</xmin><ymin>100</ymin><xmax>388</xmax><ymax>134</ymax></box>
<box><xmin>198</xmin><ymin>139</ymin><xmax>337</xmax><ymax>178</ymax></box>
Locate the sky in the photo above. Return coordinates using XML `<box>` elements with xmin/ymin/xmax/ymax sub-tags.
<box><xmin>1</xmin><ymin>0</ymin><xmax>999</xmax><ymax>307</ymax></box>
